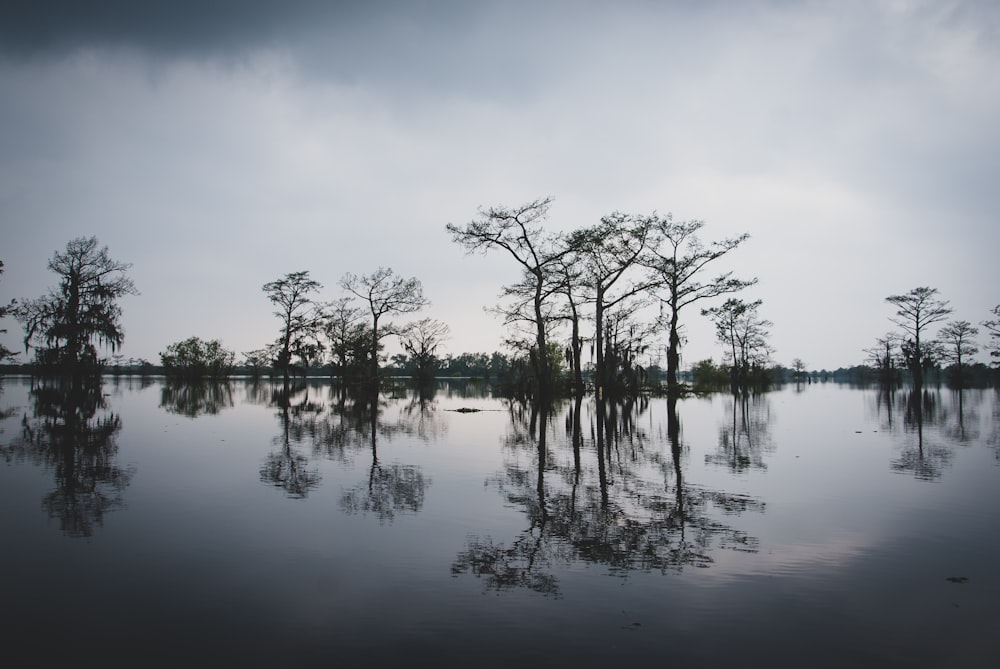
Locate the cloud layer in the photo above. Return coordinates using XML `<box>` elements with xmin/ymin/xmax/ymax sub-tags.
<box><xmin>2</xmin><ymin>1</ymin><xmax>998</xmax><ymax>369</ymax></box>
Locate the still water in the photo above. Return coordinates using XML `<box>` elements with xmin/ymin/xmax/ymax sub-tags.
<box><xmin>1</xmin><ymin>376</ymin><xmax>997</xmax><ymax>668</ymax></box>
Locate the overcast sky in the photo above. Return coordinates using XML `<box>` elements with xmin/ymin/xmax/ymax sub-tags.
<box><xmin>2</xmin><ymin>0</ymin><xmax>998</xmax><ymax>371</ymax></box>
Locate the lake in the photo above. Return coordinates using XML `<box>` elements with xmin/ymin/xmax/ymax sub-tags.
<box><xmin>1</xmin><ymin>376</ymin><xmax>997</xmax><ymax>668</ymax></box>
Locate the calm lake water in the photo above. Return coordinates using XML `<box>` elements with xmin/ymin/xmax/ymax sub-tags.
<box><xmin>1</xmin><ymin>376</ymin><xmax>998</xmax><ymax>668</ymax></box>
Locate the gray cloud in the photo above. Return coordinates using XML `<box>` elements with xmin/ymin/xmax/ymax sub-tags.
<box><xmin>1</xmin><ymin>1</ymin><xmax>998</xmax><ymax>370</ymax></box>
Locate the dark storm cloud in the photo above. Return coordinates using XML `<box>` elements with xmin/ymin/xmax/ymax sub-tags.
<box><xmin>0</xmin><ymin>1</ymin><xmax>478</xmax><ymax>57</ymax></box>
<box><xmin>0</xmin><ymin>0</ymin><xmax>572</xmax><ymax>98</ymax></box>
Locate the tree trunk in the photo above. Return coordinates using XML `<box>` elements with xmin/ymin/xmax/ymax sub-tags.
<box><xmin>595</xmin><ymin>298</ymin><xmax>605</xmax><ymax>395</ymax></box>
<box><xmin>533</xmin><ymin>279</ymin><xmax>550</xmax><ymax>399</ymax></box>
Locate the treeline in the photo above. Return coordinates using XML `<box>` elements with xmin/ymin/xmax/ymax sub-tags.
<box><xmin>3</xmin><ymin>217</ymin><xmax>998</xmax><ymax>398</ymax></box>
<box><xmin>1</xmin><ymin>199</ymin><xmax>772</xmax><ymax>399</ymax></box>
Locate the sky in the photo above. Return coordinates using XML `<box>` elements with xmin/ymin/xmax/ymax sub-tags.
<box><xmin>1</xmin><ymin>0</ymin><xmax>998</xmax><ymax>371</ymax></box>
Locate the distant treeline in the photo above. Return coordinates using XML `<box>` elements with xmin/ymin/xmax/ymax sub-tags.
<box><xmin>4</xmin><ymin>355</ymin><xmax>992</xmax><ymax>391</ymax></box>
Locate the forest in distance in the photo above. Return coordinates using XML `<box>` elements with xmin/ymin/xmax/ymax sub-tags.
<box><xmin>2</xmin><ymin>198</ymin><xmax>999</xmax><ymax>397</ymax></box>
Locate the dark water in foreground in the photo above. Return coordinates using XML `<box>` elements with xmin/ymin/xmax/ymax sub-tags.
<box><xmin>1</xmin><ymin>376</ymin><xmax>998</xmax><ymax>668</ymax></box>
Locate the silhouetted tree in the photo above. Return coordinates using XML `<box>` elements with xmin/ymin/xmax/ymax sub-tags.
<box><xmin>0</xmin><ymin>261</ymin><xmax>18</xmax><ymax>362</ymax></box>
<box><xmin>567</xmin><ymin>212</ymin><xmax>657</xmax><ymax>396</ymax></box>
<box><xmin>262</xmin><ymin>271</ymin><xmax>323</xmax><ymax>387</ymax></box>
<box><xmin>864</xmin><ymin>333</ymin><xmax>902</xmax><ymax>385</ymax></box>
<box><xmin>644</xmin><ymin>217</ymin><xmax>755</xmax><ymax>391</ymax></box>
<box><xmin>447</xmin><ymin>197</ymin><xmax>571</xmax><ymax>399</ymax></box>
<box><xmin>549</xmin><ymin>253</ymin><xmax>588</xmax><ymax>395</ymax></box>
<box><xmin>324</xmin><ymin>296</ymin><xmax>369</xmax><ymax>382</ymax></box>
<box><xmin>340</xmin><ymin>267</ymin><xmax>428</xmax><ymax>388</ymax></box>
<box><xmin>791</xmin><ymin>358</ymin><xmax>807</xmax><ymax>383</ymax></box>
<box><xmin>938</xmin><ymin>320</ymin><xmax>979</xmax><ymax>387</ymax></box>
<box><xmin>291</xmin><ymin>339</ymin><xmax>325</xmax><ymax>378</ymax></box>
<box><xmin>691</xmin><ymin>358</ymin><xmax>730</xmax><ymax>389</ymax></box>
<box><xmin>399</xmin><ymin>318</ymin><xmax>449</xmax><ymax>385</ymax></box>
<box><xmin>242</xmin><ymin>348</ymin><xmax>271</xmax><ymax>377</ymax></box>
<box><xmin>982</xmin><ymin>305</ymin><xmax>1000</xmax><ymax>369</ymax></box>
<box><xmin>885</xmin><ymin>287</ymin><xmax>951</xmax><ymax>388</ymax></box>
<box><xmin>16</xmin><ymin>237</ymin><xmax>137</xmax><ymax>377</ymax></box>
<box><xmin>160</xmin><ymin>336</ymin><xmax>235</xmax><ymax>379</ymax></box>
<box><xmin>703</xmin><ymin>298</ymin><xmax>772</xmax><ymax>390</ymax></box>
<box><xmin>599</xmin><ymin>304</ymin><xmax>657</xmax><ymax>395</ymax></box>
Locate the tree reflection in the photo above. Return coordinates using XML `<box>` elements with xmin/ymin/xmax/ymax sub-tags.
<box><xmin>890</xmin><ymin>389</ymin><xmax>952</xmax><ymax>480</ymax></box>
<box><xmin>871</xmin><ymin>384</ymin><xmax>899</xmax><ymax>432</ymax></box>
<box><xmin>0</xmin><ymin>378</ymin><xmax>133</xmax><ymax>537</ymax></box>
<box><xmin>259</xmin><ymin>381</ymin><xmax>323</xmax><ymax>498</ymax></box>
<box><xmin>251</xmin><ymin>381</ymin><xmax>431</xmax><ymax>520</ymax></box>
<box><xmin>990</xmin><ymin>388</ymin><xmax>1000</xmax><ymax>461</ymax></box>
<box><xmin>398</xmin><ymin>383</ymin><xmax>446</xmax><ymax>442</ymax></box>
<box><xmin>452</xmin><ymin>396</ymin><xmax>764</xmax><ymax>596</ymax></box>
<box><xmin>708</xmin><ymin>392</ymin><xmax>774</xmax><ymax>473</ymax></box>
<box><xmin>159</xmin><ymin>380</ymin><xmax>234</xmax><ymax>418</ymax></box>
<box><xmin>942</xmin><ymin>388</ymin><xmax>980</xmax><ymax>445</ymax></box>
<box><xmin>340</xmin><ymin>456</ymin><xmax>429</xmax><ymax>523</ymax></box>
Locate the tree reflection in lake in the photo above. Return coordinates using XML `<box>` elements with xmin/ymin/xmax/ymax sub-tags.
<box><xmin>159</xmin><ymin>380</ymin><xmax>234</xmax><ymax>418</ymax></box>
<box><xmin>452</xmin><ymin>395</ymin><xmax>764</xmax><ymax>596</ymax></box>
<box><xmin>708</xmin><ymin>392</ymin><xmax>774</xmax><ymax>473</ymax></box>
<box><xmin>942</xmin><ymin>388</ymin><xmax>980</xmax><ymax>445</ymax></box>
<box><xmin>871</xmin><ymin>384</ymin><xmax>900</xmax><ymax>432</ymax></box>
<box><xmin>890</xmin><ymin>388</ymin><xmax>954</xmax><ymax>480</ymax></box>
<box><xmin>991</xmin><ymin>388</ymin><xmax>1000</xmax><ymax>461</ymax></box>
<box><xmin>0</xmin><ymin>378</ymin><xmax>133</xmax><ymax>537</ymax></box>
<box><xmin>251</xmin><ymin>380</ymin><xmax>431</xmax><ymax>521</ymax></box>
<box><xmin>338</xmin><ymin>387</ymin><xmax>432</xmax><ymax>523</ymax></box>
<box><xmin>258</xmin><ymin>380</ymin><xmax>323</xmax><ymax>498</ymax></box>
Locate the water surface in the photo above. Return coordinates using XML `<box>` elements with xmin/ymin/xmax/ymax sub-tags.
<box><xmin>1</xmin><ymin>377</ymin><xmax>997</xmax><ymax>667</ymax></box>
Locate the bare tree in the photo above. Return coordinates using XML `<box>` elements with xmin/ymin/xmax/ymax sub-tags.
<box><xmin>399</xmin><ymin>318</ymin><xmax>450</xmax><ymax>385</ymax></box>
<box><xmin>549</xmin><ymin>253</ymin><xmax>588</xmax><ymax>395</ymax></box>
<box><xmin>885</xmin><ymin>287</ymin><xmax>951</xmax><ymax>388</ymax></box>
<box><xmin>17</xmin><ymin>237</ymin><xmax>137</xmax><ymax>376</ymax></box>
<box><xmin>600</xmin><ymin>302</ymin><xmax>659</xmax><ymax>394</ymax></box>
<box><xmin>703</xmin><ymin>298</ymin><xmax>772</xmax><ymax>390</ymax></box>
<box><xmin>645</xmin><ymin>217</ymin><xmax>755</xmax><ymax>391</ymax></box>
<box><xmin>340</xmin><ymin>267</ymin><xmax>428</xmax><ymax>387</ymax></box>
<box><xmin>567</xmin><ymin>212</ymin><xmax>658</xmax><ymax>395</ymax></box>
<box><xmin>446</xmin><ymin>197</ymin><xmax>570</xmax><ymax>399</ymax></box>
<box><xmin>982</xmin><ymin>305</ymin><xmax>1000</xmax><ymax>369</ymax></box>
<box><xmin>241</xmin><ymin>348</ymin><xmax>271</xmax><ymax>377</ymax></box>
<box><xmin>791</xmin><ymin>358</ymin><xmax>808</xmax><ymax>383</ymax></box>
<box><xmin>938</xmin><ymin>320</ymin><xmax>979</xmax><ymax>387</ymax></box>
<box><xmin>0</xmin><ymin>260</ymin><xmax>17</xmax><ymax>362</ymax></box>
<box><xmin>864</xmin><ymin>333</ymin><xmax>901</xmax><ymax>384</ymax></box>
<box><xmin>324</xmin><ymin>296</ymin><xmax>369</xmax><ymax>381</ymax></box>
<box><xmin>262</xmin><ymin>271</ymin><xmax>323</xmax><ymax>386</ymax></box>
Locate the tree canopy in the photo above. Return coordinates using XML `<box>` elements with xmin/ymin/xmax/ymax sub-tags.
<box><xmin>262</xmin><ymin>270</ymin><xmax>324</xmax><ymax>384</ymax></box>
<box><xmin>16</xmin><ymin>237</ymin><xmax>137</xmax><ymax>376</ymax></box>
<box><xmin>885</xmin><ymin>287</ymin><xmax>952</xmax><ymax>387</ymax></box>
<box><xmin>0</xmin><ymin>261</ymin><xmax>18</xmax><ymax>362</ymax></box>
<box><xmin>340</xmin><ymin>267</ymin><xmax>428</xmax><ymax>387</ymax></box>
<box><xmin>447</xmin><ymin>197</ymin><xmax>570</xmax><ymax>399</ymax></box>
<box><xmin>160</xmin><ymin>336</ymin><xmax>235</xmax><ymax>379</ymax></box>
